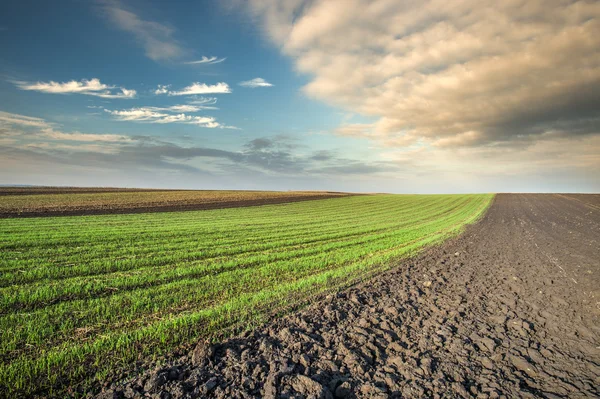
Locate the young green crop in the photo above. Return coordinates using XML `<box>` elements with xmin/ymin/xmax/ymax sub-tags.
<box><xmin>0</xmin><ymin>194</ymin><xmax>493</xmax><ymax>396</ymax></box>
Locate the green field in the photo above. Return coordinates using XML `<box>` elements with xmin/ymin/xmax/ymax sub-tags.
<box><xmin>0</xmin><ymin>194</ymin><xmax>493</xmax><ymax>396</ymax></box>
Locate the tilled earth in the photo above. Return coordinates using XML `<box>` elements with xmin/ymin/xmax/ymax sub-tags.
<box><xmin>97</xmin><ymin>194</ymin><xmax>600</xmax><ymax>399</ymax></box>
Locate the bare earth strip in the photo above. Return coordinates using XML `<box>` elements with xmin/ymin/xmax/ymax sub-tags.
<box><xmin>0</xmin><ymin>190</ymin><xmax>352</xmax><ymax>218</ymax></box>
<box><xmin>97</xmin><ymin>194</ymin><xmax>600</xmax><ymax>398</ymax></box>
<box><xmin>0</xmin><ymin>187</ymin><xmax>181</xmax><ymax>196</ymax></box>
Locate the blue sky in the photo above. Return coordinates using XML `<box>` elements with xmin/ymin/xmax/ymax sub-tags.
<box><xmin>0</xmin><ymin>0</ymin><xmax>599</xmax><ymax>192</ymax></box>
<box><xmin>0</xmin><ymin>1</ymin><xmax>348</xmax><ymax>145</ymax></box>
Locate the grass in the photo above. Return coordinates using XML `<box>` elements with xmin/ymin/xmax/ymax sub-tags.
<box><xmin>0</xmin><ymin>194</ymin><xmax>493</xmax><ymax>396</ymax></box>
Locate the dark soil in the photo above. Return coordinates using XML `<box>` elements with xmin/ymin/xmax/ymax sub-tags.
<box><xmin>96</xmin><ymin>194</ymin><xmax>600</xmax><ymax>399</ymax></box>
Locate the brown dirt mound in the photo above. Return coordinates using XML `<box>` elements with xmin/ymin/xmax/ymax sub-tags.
<box><xmin>96</xmin><ymin>194</ymin><xmax>600</xmax><ymax>398</ymax></box>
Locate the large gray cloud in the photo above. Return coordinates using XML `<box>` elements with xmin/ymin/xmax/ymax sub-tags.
<box><xmin>0</xmin><ymin>116</ymin><xmax>395</xmax><ymax>184</ymax></box>
<box><xmin>241</xmin><ymin>0</ymin><xmax>600</xmax><ymax>148</ymax></box>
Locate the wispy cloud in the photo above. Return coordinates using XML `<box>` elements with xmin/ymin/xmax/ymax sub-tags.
<box><xmin>100</xmin><ymin>1</ymin><xmax>185</xmax><ymax>62</ymax></box>
<box><xmin>14</xmin><ymin>78</ymin><xmax>136</xmax><ymax>99</ymax></box>
<box><xmin>0</xmin><ymin>111</ymin><xmax>132</xmax><ymax>151</ymax></box>
<box><xmin>104</xmin><ymin>107</ymin><xmax>234</xmax><ymax>128</ymax></box>
<box><xmin>146</xmin><ymin>104</ymin><xmax>218</xmax><ymax>112</ymax></box>
<box><xmin>160</xmin><ymin>82</ymin><xmax>231</xmax><ymax>96</ymax></box>
<box><xmin>147</xmin><ymin>97</ymin><xmax>219</xmax><ymax>110</ymax></box>
<box><xmin>188</xmin><ymin>97</ymin><xmax>218</xmax><ymax>106</ymax></box>
<box><xmin>184</xmin><ymin>56</ymin><xmax>226</xmax><ymax>65</ymax></box>
<box><xmin>21</xmin><ymin>142</ymin><xmax>124</xmax><ymax>154</ymax></box>
<box><xmin>41</xmin><ymin>129</ymin><xmax>132</xmax><ymax>143</ymax></box>
<box><xmin>239</xmin><ymin>78</ymin><xmax>273</xmax><ymax>88</ymax></box>
<box><xmin>0</xmin><ymin>111</ymin><xmax>52</xmax><ymax>128</ymax></box>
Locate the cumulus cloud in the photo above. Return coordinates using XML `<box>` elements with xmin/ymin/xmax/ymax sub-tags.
<box><xmin>104</xmin><ymin>107</ymin><xmax>233</xmax><ymax>128</ymax></box>
<box><xmin>100</xmin><ymin>1</ymin><xmax>185</xmax><ymax>61</ymax></box>
<box><xmin>239</xmin><ymin>78</ymin><xmax>273</xmax><ymax>88</ymax></box>
<box><xmin>162</xmin><ymin>82</ymin><xmax>231</xmax><ymax>96</ymax></box>
<box><xmin>242</xmin><ymin>0</ymin><xmax>600</xmax><ymax>149</ymax></box>
<box><xmin>15</xmin><ymin>78</ymin><xmax>136</xmax><ymax>99</ymax></box>
<box><xmin>184</xmin><ymin>56</ymin><xmax>227</xmax><ymax>65</ymax></box>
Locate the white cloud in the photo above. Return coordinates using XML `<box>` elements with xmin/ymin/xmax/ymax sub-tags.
<box><xmin>239</xmin><ymin>78</ymin><xmax>273</xmax><ymax>88</ymax></box>
<box><xmin>432</xmin><ymin>131</ymin><xmax>484</xmax><ymax>148</ymax></box>
<box><xmin>105</xmin><ymin>107</ymin><xmax>234</xmax><ymax>128</ymax></box>
<box><xmin>144</xmin><ymin>95</ymin><xmax>218</xmax><ymax>111</ymax></box>
<box><xmin>0</xmin><ymin>111</ymin><xmax>52</xmax><ymax>128</ymax></box>
<box><xmin>334</xmin><ymin>123</ymin><xmax>375</xmax><ymax>138</ymax></box>
<box><xmin>163</xmin><ymin>82</ymin><xmax>231</xmax><ymax>96</ymax></box>
<box><xmin>15</xmin><ymin>78</ymin><xmax>136</xmax><ymax>99</ymax></box>
<box><xmin>154</xmin><ymin>84</ymin><xmax>170</xmax><ymax>95</ymax></box>
<box><xmin>108</xmin><ymin>88</ymin><xmax>136</xmax><ymax>99</ymax></box>
<box><xmin>243</xmin><ymin>0</ymin><xmax>600</xmax><ymax>150</ymax></box>
<box><xmin>22</xmin><ymin>142</ymin><xmax>123</xmax><ymax>154</ymax></box>
<box><xmin>188</xmin><ymin>97</ymin><xmax>218</xmax><ymax>106</ymax></box>
<box><xmin>101</xmin><ymin>2</ymin><xmax>185</xmax><ymax>61</ymax></box>
<box><xmin>105</xmin><ymin>108</ymin><xmax>167</xmax><ymax>122</ymax></box>
<box><xmin>40</xmin><ymin>129</ymin><xmax>132</xmax><ymax>143</ymax></box>
<box><xmin>184</xmin><ymin>56</ymin><xmax>226</xmax><ymax>65</ymax></box>
<box><xmin>148</xmin><ymin>104</ymin><xmax>217</xmax><ymax>112</ymax></box>
<box><xmin>17</xmin><ymin>78</ymin><xmax>109</xmax><ymax>94</ymax></box>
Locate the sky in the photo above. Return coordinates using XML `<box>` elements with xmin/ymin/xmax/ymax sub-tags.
<box><xmin>0</xmin><ymin>0</ymin><xmax>598</xmax><ymax>193</ymax></box>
